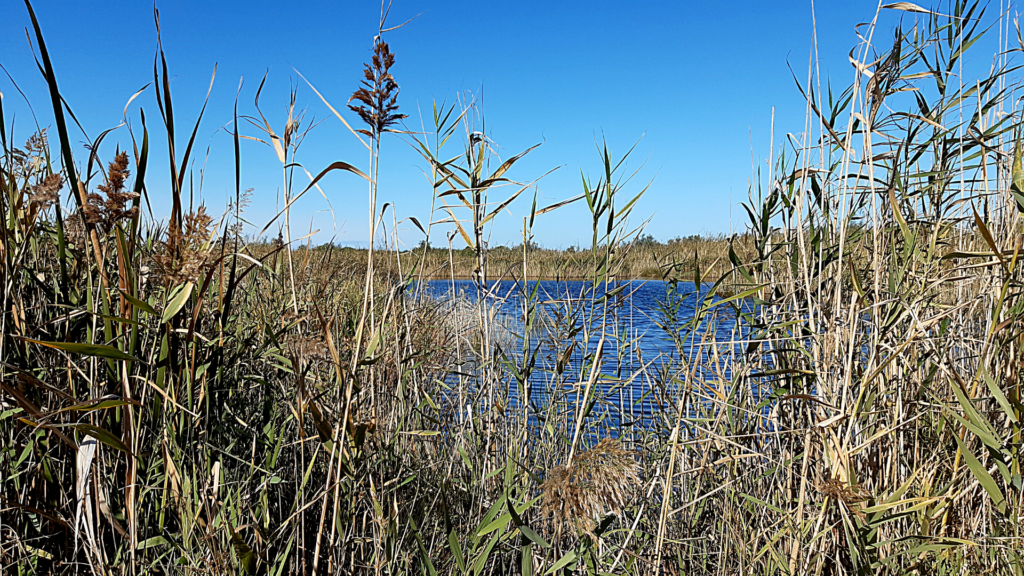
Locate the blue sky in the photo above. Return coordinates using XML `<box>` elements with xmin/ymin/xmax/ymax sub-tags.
<box><xmin>1</xmin><ymin>1</ymin><xmax>930</xmax><ymax>247</ymax></box>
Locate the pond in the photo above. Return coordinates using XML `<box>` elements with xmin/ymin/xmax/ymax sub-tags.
<box><xmin>416</xmin><ymin>279</ymin><xmax>756</xmax><ymax>433</ymax></box>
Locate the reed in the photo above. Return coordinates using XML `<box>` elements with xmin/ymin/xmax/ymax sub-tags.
<box><xmin>247</xmin><ymin>236</ymin><xmax>739</xmax><ymax>282</ymax></box>
<box><xmin>2</xmin><ymin>1</ymin><xmax>1023</xmax><ymax>575</ymax></box>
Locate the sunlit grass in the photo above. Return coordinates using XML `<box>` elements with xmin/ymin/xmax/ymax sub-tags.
<box><xmin>2</xmin><ymin>1</ymin><xmax>1023</xmax><ymax>575</ymax></box>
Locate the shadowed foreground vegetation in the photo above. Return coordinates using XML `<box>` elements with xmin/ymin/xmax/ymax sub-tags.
<box><xmin>3</xmin><ymin>1</ymin><xmax>1024</xmax><ymax>575</ymax></box>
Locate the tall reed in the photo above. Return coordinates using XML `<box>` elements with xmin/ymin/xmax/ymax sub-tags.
<box><xmin>2</xmin><ymin>1</ymin><xmax>1023</xmax><ymax>575</ymax></box>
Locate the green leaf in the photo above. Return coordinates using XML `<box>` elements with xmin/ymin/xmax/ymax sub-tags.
<box><xmin>505</xmin><ymin>490</ymin><xmax>549</xmax><ymax>548</ymax></box>
<box><xmin>0</xmin><ymin>407</ymin><xmax>24</xmax><ymax>421</ymax></box>
<box><xmin>952</xmin><ymin>429</ymin><xmax>1006</xmax><ymax>514</ymax></box>
<box><xmin>448</xmin><ymin>529</ymin><xmax>466</xmax><ymax>572</ymax></box>
<box><xmin>472</xmin><ymin>533</ymin><xmax>499</xmax><ymax>576</ymax></box>
<box><xmin>230</xmin><ymin>528</ymin><xmax>258</xmax><ymax>575</ymax></box>
<box><xmin>518</xmin><ymin>526</ymin><xmax>549</xmax><ymax>549</ymax></box>
<box><xmin>120</xmin><ymin>290</ymin><xmax>159</xmax><ymax>316</ymax></box>
<box><xmin>1012</xmin><ymin>136</ymin><xmax>1024</xmax><ymax>196</ymax></box>
<box><xmin>521</xmin><ymin>543</ymin><xmax>534</xmax><ymax>576</ymax></box>
<box><xmin>162</xmin><ymin>282</ymin><xmax>194</xmax><ymax>323</ymax></box>
<box><xmin>54</xmin><ymin>397</ymin><xmax>139</xmax><ymax>416</ymax></box>
<box><xmin>474</xmin><ymin>494</ymin><xmax>507</xmax><ymax>540</ymax></box>
<box><xmin>136</xmin><ymin>536</ymin><xmax>169</xmax><ymax>550</ymax></box>
<box><xmin>946</xmin><ymin>411</ymin><xmax>1000</xmax><ymax>452</ymax></box>
<box><xmin>544</xmin><ymin>550</ymin><xmax>577</xmax><ymax>575</ymax></box>
<box><xmin>19</xmin><ymin>416</ymin><xmax>132</xmax><ymax>453</ymax></box>
<box><xmin>71</xmin><ymin>424</ymin><xmax>130</xmax><ymax>454</ymax></box>
<box><xmin>901</xmin><ymin>537</ymin><xmax>976</xmax><ymax>558</ymax></box>
<box><xmin>458</xmin><ymin>444</ymin><xmax>473</xmax><ymax>471</ymax></box>
<box><xmin>20</xmin><ymin>338</ymin><xmax>143</xmax><ymax>364</ymax></box>
<box><xmin>739</xmin><ymin>492</ymin><xmax>786</xmax><ymax>515</ymax></box>
<box><xmin>948</xmin><ymin>382</ymin><xmax>1001</xmax><ymax>450</ymax></box>
<box><xmin>480</xmin><ymin>496</ymin><xmax>541</xmax><ymax>537</ymax></box>
<box><xmin>410</xmin><ymin>518</ymin><xmax>437</xmax><ymax>576</ymax></box>
<box><xmin>15</xmin><ymin>436</ymin><xmax>35</xmax><ymax>467</ymax></box>
<box><xmin>478</xmin><ymin>511</ymin><xmax>511</xmax><ymax>537</ymax></box>
<box><xmin>364</xmin><ymin>330</ymin><xmax>381</xmax><ymax>359</ymax></box>
<box><xmin>972</xmin><ymin>206</ymin><xmax>1008</xmax><ymax>272</ymax></box>
<box><xmin>706</xmin><ymin>283</ymin><xmax>764</xmax><ymax>311</ymax></box>
<box><xmin>981</xmin><ymin>370</ymin><xmax>1018</xmax><ymax>424</ymax></box>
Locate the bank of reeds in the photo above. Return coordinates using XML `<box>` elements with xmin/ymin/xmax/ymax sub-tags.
<box><xmin>2</xmin><ymin>1</ymin><xmax>1024</xmax><ymax>575</ymax></box>
<box><xmin>239</xmin><ymin>233</ymin><xmax>737</xmax><ymax>282</ymax></box>
<box><xmin>245</xmin><ymin>235</ymin><xmax>737</xmax><ymax>287</ymax></box>
<box><xmin>394</xmin><ymin>236</ymin><xmax>736</xmax><ymax>281</ymax></box>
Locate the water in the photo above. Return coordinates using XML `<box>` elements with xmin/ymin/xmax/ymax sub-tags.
<box><xmin>416</xmin><ymin>279</ymin><xmax>755</xmax><ymax>435</ymax></box>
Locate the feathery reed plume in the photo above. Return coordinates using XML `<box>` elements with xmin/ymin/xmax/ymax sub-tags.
<box><xmin>81</xmin><ymin>182</ymin><xmax>103</xmax><ymax>227</ymax></box>
<box><xmin>816</xmin><ymin>474</ymin><xmax>868</xmax><ymax>507</ymax></box>
<box><xmin>541</xmin><ymin>438</ymin><xmax>640</xmax><ymax>536</ymax></box>
<box><xmin>63</xmin><ymin>212</ymin><xmax>87</xmax><ymax>249</ymax></box>
<box><xmin>28</xmin><ymin>173</ymin><xmax>61</xmax><ymax>210</ymax></box>
<box><xmin>24</xmin><ymin>129</ymin><xmax>48</xmax><ymax>155</ymax></box>
<box><xmin>81</xmin><ymin>151</ymin><xmax>138</xmax><ymax>232</ymax></box>
<box><xmin>153</xmin><ymin>205</ymin><xmax>214</xmax><ymax>285</ymax></box>
<box><xmin>227</xmin><ymin>187</ymin><xmax>253</xmax><ymax>238</ymax></box>
<box><xmin>348</xmin><ymin>38</ymin><xmax>407</xmax><ymax>138</ymax></box>
<box><xmin>11</xmin><ymin>130</ymin><xmax>61</xmax><ymax>224</ymax></box>
<box><xmin>97</xmin><ymin>151</ymin><xmax>136</xmax><ymax>224</ymax></box>
<box><xmin>11</xmin><ymin>130</ymin><xmax>48</xmax><ymax>175</ymax></box>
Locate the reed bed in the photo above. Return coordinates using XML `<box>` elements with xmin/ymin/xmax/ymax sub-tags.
<box><xmin>394</xmin><ymin>236</ymin><xmax>737</xmax><ymax>281</ymax></box>
<box><xmin>247</xmin><ymin>236</ymin><xmax>737</xmax><ymax>281</ymax></box>
<box><xmin>2</xmin><ymin>1</ymin><xmax>1024</xmax><ymax>575</ymax></box>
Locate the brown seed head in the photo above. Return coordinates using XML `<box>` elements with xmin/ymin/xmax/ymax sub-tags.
<box><xmin>63</xmin><ymin>213</ymin><xmax>87</xmax><ymax>248</ymax></box>
<box><xmin>79</xmin><ymin>152</ymin><xmax>139</xmax><ymax>233</ymax></box>
<box><xmin>349</xmin><ymin>39</ymin><xmax>407</xmax><ymax>138</ymax></box>
<box><xmin>28</xmin><ymin>173</ymin><xmax>62</xmax><ymax>210</ymax></box>
<box><xmin>541</xmin><ymin>438</ymin><xmax>640</xmax><ymax>536</ymax></box>
<box><xmin>154</xmin><ymin>205</ymin><xmax>215</xmax><ymax>286</ymax></box>
<box><xmin>98</xmin><ymin>151</ymin><xmax>139</xmax><ymax>226</ymax></box>
<box><xmin>12</xmin><ymin>130</ymin><xmax>49</xmax><ymax>176</ymax></box>
<box><xmin>816</xmin><ymin>473</ymin><xmax>868</xmax><ymax>519</ymax></box>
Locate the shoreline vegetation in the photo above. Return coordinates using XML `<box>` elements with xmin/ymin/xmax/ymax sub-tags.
<box><xmin>264</xmin><ymin>234</ymin><xmax>740</xmax><ymax>283</ymax></box>
<box><xmin>3</xmin><ymin>1</ymin><xmax>1024</xmax><ymax>575</ymax></box>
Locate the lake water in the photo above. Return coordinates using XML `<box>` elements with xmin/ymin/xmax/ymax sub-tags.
<box><xmin>418</xmin><ymin>279</ymin><xmax>754</xmax><ymax>433</ymax></box>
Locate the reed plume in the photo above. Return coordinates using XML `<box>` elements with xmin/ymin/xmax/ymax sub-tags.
<box><xmin>153</xmin><ymin>205</ymin><xmax>214</xmax><ymax>285</ymax></box>
<box><xmin>541</xmin><ymin>438</ymin><xmax>640</xmax><ymax>536</ymax></box>
<box><xmin>349</xmin><ymin>38</ymin><xmax>406</xmax><ymax>139</ymax></box>
<box><xmin>82</xmin><ymin>151</ymin><xmax>138</xmax><ymax>232</ymax></box>
<box><xmin>348</xmin><ymin>33</ymin><xmax>406</xmax><ymax>353</ymax></box>
<box><xmin>97</xmin><ymin>151</ymin><xmax>137</xmax><ymax>224</ymax></box>
<box><xmin>27</xmin><ymin>173</ymin><xmax>61</xmax><ymax>210</ymax></box>
<box><xmin>11</xmin><ymin>130</ymin><xmax>48</xmax><ymax>175</ymax></box>
<box><xmin>13</xmin><ymin>130</ymin><xmax>60</xmax><ymax>222</ymax></box>
<box><xmin>816</xmin><ymin>474</ymin><xmax>868</xmax><ymax>506</ymax></box>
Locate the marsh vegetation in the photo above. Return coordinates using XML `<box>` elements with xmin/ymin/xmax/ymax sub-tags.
<box><xmin>2</xmin><ymin>1</ymin><xmax>1024</xmax><ymax>575</ymax></box>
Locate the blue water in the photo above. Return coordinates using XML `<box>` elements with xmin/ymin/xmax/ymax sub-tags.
<box><xmin>416</xmin><ymin>279</ymin><xmax>756</xmax><ymax>435</ymax></box>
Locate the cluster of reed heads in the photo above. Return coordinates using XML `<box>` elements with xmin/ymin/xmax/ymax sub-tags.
<box><xmin>2</xmin><ymin>1</ymin><xmax>1024</xmax><ymax>575</ymax></box>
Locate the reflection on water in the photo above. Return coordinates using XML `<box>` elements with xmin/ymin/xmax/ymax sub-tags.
<box><xmin>416</xmin><ymin>279</ymin><xmax>755</xmax><ymax>436</ymax></box>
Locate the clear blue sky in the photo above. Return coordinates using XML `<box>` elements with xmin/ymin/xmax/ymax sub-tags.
<box><xmin>1</xmin><ymin>1</ymin><xmax>929</xmax><ymax>248</ymax></box>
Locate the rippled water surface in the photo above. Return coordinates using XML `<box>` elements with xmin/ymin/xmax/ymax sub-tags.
<box><xmin>418</xmin><ymin>279</ymin><xmax>753</xmax><ymax>428</ymax></box>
